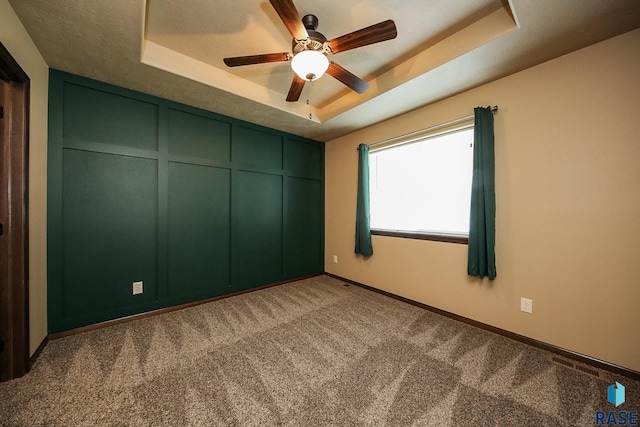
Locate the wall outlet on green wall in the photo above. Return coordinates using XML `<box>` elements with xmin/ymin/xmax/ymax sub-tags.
<box><xmin>133</xmin><ymin>281</ymin><xmax>143</xmax><ymax>295</ymax></box>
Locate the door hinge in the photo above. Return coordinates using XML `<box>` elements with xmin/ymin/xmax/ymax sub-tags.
<box><xmin>0</xmin><ymin>223</ymin><xmax>3</xmax><ymax>236</ymax></box>
<box><xmin>0</xmin><ymin>339</ymin><xmax>4</xmax><ymax>354</ymax></box>
<box><xmin>0</xmin><ymin>106</ymin><xmax>4</xmax><ymax>119</ymax></box>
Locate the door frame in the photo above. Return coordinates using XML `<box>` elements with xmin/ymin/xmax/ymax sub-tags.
<box><xmin>0</xmin><ymin>42</ymin><xmax>30</xmax><ymax>381</ymax></box>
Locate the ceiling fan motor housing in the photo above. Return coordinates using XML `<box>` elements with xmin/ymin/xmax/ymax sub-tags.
<box><xmin>292</xmin><ymin>14</ymin><xmax>329</xmax><ymax>55</ymax></box>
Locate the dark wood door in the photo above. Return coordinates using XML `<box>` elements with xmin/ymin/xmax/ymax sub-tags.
<box><xmin>0</xmin><ymin>79</ymin><xmax>6</xmax><ymax>379</ymax></box>
<box><xmin>0</xmin><ymin>44</ymin><xmax>29</xmax><ymax>381</ymax></box>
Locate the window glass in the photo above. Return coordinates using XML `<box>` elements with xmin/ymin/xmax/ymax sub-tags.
<box><xmin>369</xmin><ymin>127</ymin><xmax>474</xmax><ymax>238</ymax></box>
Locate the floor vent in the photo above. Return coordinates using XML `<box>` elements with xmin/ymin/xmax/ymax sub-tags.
<box><xmin>549</xmin><ymin>355</ymin><xmax>601</xmax><ymax>378</ymax></box>
<box><xmin>575</xmin><ymin>364</ymin><xmax>602</xmax><ymax>378</ymax></box>
<box><xmin>550</xmin><ymin>355</ymin><xmax>574</xmax><ymax>369</ymax></box>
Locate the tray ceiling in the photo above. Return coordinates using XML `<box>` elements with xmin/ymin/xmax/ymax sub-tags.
<box><xmin>7</xmin><ymin>0</ymin><xmax>640</xmax><ymax>141</ymax></box>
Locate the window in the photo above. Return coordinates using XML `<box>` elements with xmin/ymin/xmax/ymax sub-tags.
<box><xmin>369</xmin><ymin>125</ymin><xmax>474</xmax><ymax>243</ymax></box>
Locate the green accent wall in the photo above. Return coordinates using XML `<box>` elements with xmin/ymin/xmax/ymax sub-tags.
<box><xmin>47</xmin><ymin>70</ymin><xmax>324</xmax><ymax>333</ymax></box>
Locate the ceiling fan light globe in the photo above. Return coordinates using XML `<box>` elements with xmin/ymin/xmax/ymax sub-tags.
<box><xmin>291</xmin><ymin>50</ymin><xmax>329</xmax><ymax>81</ymax></box>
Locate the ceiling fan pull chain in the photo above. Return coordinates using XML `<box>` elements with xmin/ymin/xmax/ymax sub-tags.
<box><xmin>307</xmin><ymin>96</ymin><xmax>312</xmax><ymax>120</ymax></box>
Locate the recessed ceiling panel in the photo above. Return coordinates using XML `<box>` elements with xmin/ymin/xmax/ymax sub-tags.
<box><xmin>145</xmin><ymin>0</ymin><xmax>505</xmax><ymax>108</ymax></box>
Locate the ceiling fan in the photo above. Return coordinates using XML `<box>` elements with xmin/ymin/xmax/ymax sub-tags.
<box><xmin>223</xmin><ymin>0</ymin><xmax>398</xmax><ymax>102</ymax></box>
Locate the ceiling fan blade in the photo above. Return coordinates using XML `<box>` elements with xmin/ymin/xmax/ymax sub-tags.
<box><xmin>328</xmin><ymin>20</ymin><xmax>397</xmax><ymax>54</ymax></box>
<box><xmin>269</xmin><ymin>0</ymin><xmax>309</xmax><ymax>41</ymax></box>
<box><xmin>326</xmin><ymin>62</ymin><xmax>370</xmax><ymax>94</ymax></box>
<box><xmin>223</xmin><ymin>53</ymin><xmax>291</xmax><ymax>67</ymax></box>
<box><xmin>286</xmin><ymin>74</ymin><xmax>306</xmax><ymax>102</ymax></box>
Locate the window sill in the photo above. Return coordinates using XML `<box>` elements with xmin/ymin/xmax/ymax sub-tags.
<box><xmin>371</xmin><ymin>229</ymin><xmax>468</xmax><ymax>245</ymax></box>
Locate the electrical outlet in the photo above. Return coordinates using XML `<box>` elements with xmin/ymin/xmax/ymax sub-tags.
<box><xmin>520</xmin><ymin>297</ymin><xmax>533</xmax><ymax>314</ymax></box>
<box><xmin>333</xmin><ymin>255</ymin><xmax>338</xmax><ymax>263</ymax></box>
<box><xmin>133</xmin><ymin>281</ymin><xmax>143</xmax><ymax>295</ymax></box>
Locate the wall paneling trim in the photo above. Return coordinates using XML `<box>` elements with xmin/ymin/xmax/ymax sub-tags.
<box><xmin>47</xmin><ymin>70</ymin><xmax>324</xmax><ymax>333</ymax></box>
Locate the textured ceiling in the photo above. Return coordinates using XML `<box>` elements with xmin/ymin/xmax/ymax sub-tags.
<box><xmin>7</xmin><ymin>0</ymin><xmax>640</xmax><ymax>141</ymax></box>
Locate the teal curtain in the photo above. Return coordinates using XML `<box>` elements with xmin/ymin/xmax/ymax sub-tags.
<box><xmin>468</xmin><ymin>107</ymin><xmax>496</xmax><ymax>279</ymax></box>
<box><xmin>355</xmin><ymin>143</ymin><xmax>373</xmax><ymax>256</ymax></box>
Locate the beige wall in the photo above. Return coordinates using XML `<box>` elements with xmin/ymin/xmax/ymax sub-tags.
<box><xmin>1</xmin><ymin>0</ymin><xmax>49</xmax><ymax>355</ymax></box>
<box><xmin>325</xmin><ymin>29</ymin><xmax>640</xmax><ymax>372</ymax></box>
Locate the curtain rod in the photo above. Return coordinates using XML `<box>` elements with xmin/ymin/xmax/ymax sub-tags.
<box><xmin>360</xmin><ymin>105</ymin><xmax>498</xmax><ymax>151</ymax></box>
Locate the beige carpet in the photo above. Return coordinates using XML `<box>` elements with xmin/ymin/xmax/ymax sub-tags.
<box><xmin>0</xmin><ymin>275</ymin><xmax>637</xmax><ymax>426</ymax></box>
